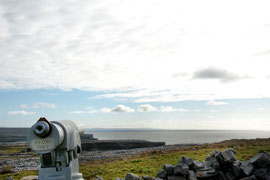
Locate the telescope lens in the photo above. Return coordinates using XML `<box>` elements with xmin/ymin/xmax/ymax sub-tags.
<box><xmin>33</xmin><ymin>121</ymin><xmax>50</xmax><ymax>137</ymax></box>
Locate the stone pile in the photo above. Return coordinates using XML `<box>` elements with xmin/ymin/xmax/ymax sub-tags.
<box><xmin>115</xmin><ymin>148</ymin><xmax>270</xmax><ymax>180</ymax></box>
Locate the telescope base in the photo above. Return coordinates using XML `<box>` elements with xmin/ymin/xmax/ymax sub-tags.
<box><xmin>38</xmin><ymin>160</ymin><xmax>83</xmax><ymax>180</ymax></box>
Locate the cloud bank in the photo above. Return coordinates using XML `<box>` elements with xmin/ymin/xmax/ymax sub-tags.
<box><xmin>8</xmin><ymin>110</ymin><xmax>36</xmax><ymax>116</ymax></box>
<box><xmin>137</xmin><ymin>104</ymin><xmax>157</xmax><ymax>112</ymax></box>
<box><xmin>206</xmin><ymin>100</ymin><xmax>228</xmax><ymax>106</ymax></box>
<box><xmin>160</xmin><ymin>106</ymin><xmax>189</xmax><ymax>112</ymax></box>
<box><xmin>111</xmin><ymin>105</ymin><xmax>135</xmax><ymax>113</ymax></box>
<box><xmin>0</xmin><ymin>0</ymin><xmax>270</xmax><ymax>102</ymax></box>
<box><xmin>32</xmin><ymin>102</ymin><xmax>56</xmax><ymax>109</ymax></box>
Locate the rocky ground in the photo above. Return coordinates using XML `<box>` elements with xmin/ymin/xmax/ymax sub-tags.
<box><xmin>8</xmin><ymin>148</ymin><xmax>270</xmax><ymax>180</ymax></box>
<box><xmin>0</xmin><ymin>142</ymin><xmax>196</xmax><ymax>172</ymax></box>
<box><xmin>80</xmin><ymin>144</ymin><xmax>196</xmax><ymax>162</ymax></box>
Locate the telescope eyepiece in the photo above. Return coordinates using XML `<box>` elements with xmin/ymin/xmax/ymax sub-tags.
<box><xmin>33</xmin><ymin>121</ymin><xmax>50</xmax><ymax>137</ymax></box>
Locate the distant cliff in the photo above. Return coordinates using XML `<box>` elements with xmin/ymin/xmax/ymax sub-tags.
<box><xmin>0</xmin><ymin>128</ymin><xmax>165</xmax><ymax>150</ymax></box>
<box><xmin>81</xmin><ymin>140</ymin><xmax>165</xmax><ymax>151</ymax></box>
<box><xmin>0</xmin><ymin>128</ymin><xmax>97</xmax><ymax>143</ymax></box>
<box><xmin>0</xmin><ymin>128</ymin><xmax>28</xmax><ymax>143</ymax></box>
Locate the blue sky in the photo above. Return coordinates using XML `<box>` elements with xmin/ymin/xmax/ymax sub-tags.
<box><xmin>0</xmin><ymin>0</ymin><xmax>270</xmax><ymax>129</ymax></box>
<box><xmin>0</xmin><ymin>89</ymin><xmax>269</xmax><ymax>129</ymax></box>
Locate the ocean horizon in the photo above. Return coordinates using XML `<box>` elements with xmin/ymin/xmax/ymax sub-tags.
<box><xmin>86</xmin><ymin>129</ymin><xmax>270</xmax><ymax>145</ymax></box>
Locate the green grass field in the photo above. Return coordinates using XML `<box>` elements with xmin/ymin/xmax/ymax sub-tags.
<box><xmin>1</xmin><ymin>138</ymin><xmax>270</xmax><ymax>180</ymax></box>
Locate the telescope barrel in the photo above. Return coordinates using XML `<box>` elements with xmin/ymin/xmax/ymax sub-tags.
<box><xmin>33</xmin><ymin>121</ymin><xmax>51</xmax><ymax>138</ymax></box>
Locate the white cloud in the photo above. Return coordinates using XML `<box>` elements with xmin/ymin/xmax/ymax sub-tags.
<box><xmin>70</xmin><ymin>107</ymin><xmax>98</xmax><ymax>114</ymax></box>
<box><xmin>19</xmin><ymin>104</ymin><xmax>28</xmax><ymax>109</ymax></box>
<box><xmin>8</xmin><ymin>110</ymin><xmax>36</xmax><ymax>116</ymax></box>
<box><xmin>88</xmin><ymin>109</ymin><xmax>98</xmax><ymax>113</ymax></box>
<box><xmin>100</xmin><ymin>108</ymin><xmax>112</xmax><ymax>113</ymax></box>
<box><xmin>111</xmin><ymin>105</ymin><xmax>135</xmax><ymax>113</ymax></box>
<box><xmin>137</xmin><ymin>104</ymin><xmax>157</xmax><ymax>112</ymax></box>
<box><xmin>85</xmin><ymin>107</ymin><xmax>98</xmax><ymax>113</ymax></box>
<box><xmin>0</xmin><ymin>0</ymin><xmax>270</xmax><ymax>102</ymax></box>
<box><xmin>32</xmin><ymin>102</ymin><xmax>56</xmax><ymax>109</ymax></box>
<box><xmin>70</xmin><ymin>111</ymin><xmax>85</xmax><ymax>114</ymax></box>
<box><xmin>257</xmin><ymin>108</ymin><xmax>265</xmax><ymax>111</ymax></box>
<box><xmin>160</xmin><ymin>106</ymin><xmax>188</xmax><ymax>112</ymax></box>
<box><xmin>206</xmin><ymin>100</ymin><xmax>228</xmax><ymax>106</ymax></box>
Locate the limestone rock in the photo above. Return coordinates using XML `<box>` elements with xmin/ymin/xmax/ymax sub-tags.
<box><xmin>167</xmin><ymin>175</ymin><xmax>186</xmax><ymax>180</ymax></box>
<box><xmin>142</xmin><ymin>175</ymin><xmax>153</xmax><ymax>180</ymax></box>
<box><xmin>225</xmin><ymin>171</ymin><xmax>236</xmax><ymax>180</ymax></box>
<box><xmin>94</xmin><ymin>175</ymin><xmax>104</xmax><ymax>180</ymax></box>
<box><xmin>241</xmin><ymin>161</ymin><xmax>254</xmax><ymax>176</ymax></box>
<box><xmin>196</xmin><ymin>165</ymin><xmax>217</xmax><ymax>178</ymax></box>
<box><xmin>253</xmin><ymin>168</ymin><xmax>267</xmax><ymax>179</ymax></box>
<box><xmin>179</xmin><ymin>156</ymin><xmax>193</xmax><ymax>166</ymax></box>
<box><xmin>188</xmin><ymin>170</ymin><xmax>197</xmax><ymax>180</ymax></box>
<box><xmin>205</xmin><ymin>150</ymin><xmax>220</xmax><ymax>161</ymax></box>
<box><xmin>6</xmin><ymin>177</ymin><xmax>14</xmax><ymax>180</ymax></box>
<box><xmin>250</xmin><ymin>152</ymin><xmax>270</xmax><ymax>168</ymax></box>
<box><xmin>173</xmin><ymin>163</ymin><xmax>189</xmax><ymax>175</ymax></box>
<box><xmin>231</xmin><ymin>160</ymin><xmax>242</xmax><ymax>177</ymax></box>
<box><xmin>220</xmin><ymin>148</ymin><xmax>237</xmax><ymax>164</ymax></box>
<box><xmin>125</xmin><ymin>173</ymin><xmax>140</xmax><ymax>180</ymax></box>
<box><xmin>191</xmin><ymin>160</ymin><xmax>205</xmax><ymax>171</ymax></box>
<box><xmin>156</xmin><ymin>169</ymin><xmax>167</xmax><ymax>179</ymax></box>
<box><xmin>240</xmin><ymin>175</ymin><xmax>257</xmax><ymax>180</ymax></box>
<box><xmin>205</xmin><ymin>157</ymin><xmax>219</xmax><ymax>169</ymax></box>
<box><xmin>217</xmin><ymin>171</ymin><xmax>227</xmax><ymax>180</ymax></box>
<box><xmin>163</xmin><ymin>164</ymin><xmax>174</xmax><ymax>175</ymax></box>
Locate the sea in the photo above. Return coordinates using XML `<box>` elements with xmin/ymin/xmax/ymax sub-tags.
<box><xmin>86</xmin><ymin>130</ymin><xmax>270</xmax><ymax>145</ymax></box>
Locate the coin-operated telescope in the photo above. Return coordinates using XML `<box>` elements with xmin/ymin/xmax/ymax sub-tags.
<box><xmin>28</xmin><ymin>117</ymin><xmax>84</xmax><ymax>180</ymax></box>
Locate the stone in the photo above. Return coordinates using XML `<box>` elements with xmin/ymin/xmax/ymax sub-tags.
<box><xmin>167</xmin><ymin>175</ymin><xmax>186</xmax><ymax>180</ymax></box>
<box><xmin>20</xmin><ymin>176</ymin><xmax>38</xmax><ymax>180</ymax></box>
<box><xmin>250</xmin><ymin>153</ymin><xmax>270</xmax><ymax>168</ymax></box>
<box><xmin>205</xmin><ymin>157</ymin><xmax>219</xmax><ymax>169</ymax></box>
<box><xmin>196</xmin><ymin>165</ymin><xmax>217</xmax><ymax>178</ymax></box>
<box><xmin>253</xmin><ymin>168</ymin><xmax>267</xmax><ymax>179</ymax></box>
<box><xmin>205</xmin><ymin>150</ymin><xmax>220</xmax><ymax>161</ymax></box>
<box><xmin>156</xmin><ymin>169</ymin><xmax>167</xmax><ymax>179</ymax></box>
<box><xmin>220</xmin><ymin>148</ymin><xmax>237</xmax><ymax>164</ymax></box>
<box><xmin>142</xmin><ymin>175</ymin><xmax>153</xmax><ymax>180</ymax></box>
<box><xmin>125</xmin><ymin>173</ymin><xmax>140</xmax><ymax>180</ymax></box>
<box><xmin>266</xmin><ymin>173</ymin><xmax>270</xmax><ymax>180</ymax></box>
<box><xmin>231</xmin><ymin>160</ymin><xmax>242</xmax><ymax>177</ymax></box>
<box><xmin>163</xmin><ymin>164</ymin><xmax>174</xmax><ymax>175</ymax></box>
<box><xmin>240</xmin><ymin>175</ymin><xmax>257</xmax><ymax>180</ymax></box>
<box><xmin>241</xmin><ymin>161</ymin><xmax>254</xmax><ymax>176</ymax></box>
<box><xmin>94</xmin><ymin>176</ymin><xmax>104</xmax><ymax>180</ymax></box>
<box><xmin>217</xmin><ymin>171</ymin><xmax>227</xmax><ymax>180</ymax></box>
<box><xmin>191</xmin><ymin>160</ymin><xmax>205</xmax><ymax>171</ymax></box>
<box><xmin>6</xmin><ymin>177</ymin><xmax>14</xmax><ymax>180</ymax></box>
<box><xmin>225</xmin><ymin>171</ymin><xmax>236</xmax><ymax>180</ymax></box>
<box><xmin>179</xmin><ymin>156</ymin><xmax>193</xmax><ymax>166</ymax></box>
<box><xmin>173</xmin><ymin>163</ymin><xmax>189</xmax><ymax>175</ymax></box>
<box><xmin>188</xmin><ymin>170</ymin><xmax>197</xmax><ymax>180</ymax></box>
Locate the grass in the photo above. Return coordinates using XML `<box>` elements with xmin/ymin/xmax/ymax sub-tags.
<box><xmin>0</xmin><ymin>170</ymin><xmax>38</xmax><ymax>180</ymax></box>
<box><xmin>1</xmin><ymin>138</ymin><xmax>270</xmax><ymax>180</ymax></box>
